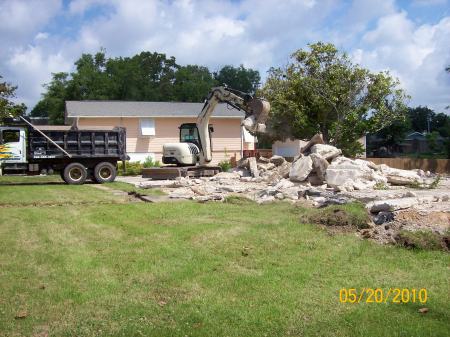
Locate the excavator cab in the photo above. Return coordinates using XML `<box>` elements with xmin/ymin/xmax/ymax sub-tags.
<box><xmin>179</xmin><ymin>123</ymin><xmax>213</xmax><ymax>154</ymax></box>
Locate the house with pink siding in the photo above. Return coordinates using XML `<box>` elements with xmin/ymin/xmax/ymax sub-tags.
<box><xmin>65</xmin><ymin>101</ymin><xmax>256</xmax><ymax>164</ymax></box>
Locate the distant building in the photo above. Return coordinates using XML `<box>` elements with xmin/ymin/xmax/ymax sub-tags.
<box><xmin>367</xmin><ymin>131</ymin><xmax>445</xmax><ymax>157</ymax></box>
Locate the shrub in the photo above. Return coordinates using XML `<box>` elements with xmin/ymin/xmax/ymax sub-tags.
<box><xmin>142</xmin><ymin>156</ymin><xmax>161</xmax><ymax>168</ymax></box>
<box><xmin>117</xmin><ymin>161</ymin><xmax>143</xmax><ymax>176</ymax></box>
<box><xmin>218</xmin><ymin>159</ymin><xmax>232</xmax><ymax>172</ymax></box>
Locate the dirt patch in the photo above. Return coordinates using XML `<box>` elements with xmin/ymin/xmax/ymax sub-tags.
<box><xmin>360</xmin><ymin>209</ymin><xmax>450</xmax><ymax>251</ymax></box>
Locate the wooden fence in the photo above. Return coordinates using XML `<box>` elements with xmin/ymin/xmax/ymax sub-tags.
<box><xmin>364</xmin><ymin>158</ymin><xmax>450</xmax><ymax>174</ymax></box>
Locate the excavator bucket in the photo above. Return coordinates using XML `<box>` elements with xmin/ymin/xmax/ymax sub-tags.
<box><xmin>242</xmin><ymin>98</ymin><xmax>270</xmax><ymax>134</ymax></box>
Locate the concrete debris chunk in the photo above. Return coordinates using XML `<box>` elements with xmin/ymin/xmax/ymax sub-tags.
<box><xmin>309</xmin><ymin>153</ymin><xmax>329</xmax><ymax>181</ymax></box>
<box><xmin>248</xmin><ymin>157</ymin><xmax>260</xmax><ymax>178</ymax></box>
<box><xmin>289</xmin><ymin>156</ymin><xmax>313</xmax><ymax>182</ymax></box>
<box><xmin>257</xmin><ymin>162</ymin><xmax>276</xmax><ymax>172</ymax></box>
<box><xmin>269</xmin><ymin>155</ymin><xmax>286</xmax><ymax>166</ymax></box>
<box><xmin>301</xmin><ymin>133</ymin><xmax>324</xmax><ymax>153</ymax></box>
<box><xmin>211</xmin><ymin>172</ymin><xmax>241</xmax><ymax>180</ymax></box>
<box><xmin>367</xmin><ymin>198</ymin><xmax>421</xmax><ymax>212</ymax></box>
<box><xmin>310</xmin><ymin>144</ymin><xmax>342</xmax><ymax>161</ymax></box>
<box><xmin>325</xmin><ymin>157</ymin><xmax>387</xmax><ymax>191</ymax></box>
<box><xmin>277</xmin><ymin>161</ymin><xmax>292</xmax><ymax>178</ymax></box>
<box><xmin>169</xmin><ymin>187</ymin><xmax>195</xmax><ymax>199</ymax></box>
<box><xmin>236</xmin><ymin>157</ymin><xmax>249</xmax><ymax>169</ymax></box>
<box><xmin>258</xmin><ymin>156</ymin><xmax>271</xmax><ymax>164</ymax></box>
<box><xmin>230</xmin><ymin>167</ymin><xmax>251</xmax><ymax>177</ymax></box>
<box><xmin>379</xmin><ymin>165</ymin><xmax>422</xmax><ymax>185</ymax></box>
<box><xmin>274</xmin><ymin>178</ymin><xmax>295</xmax><ymax>190</ymax></box>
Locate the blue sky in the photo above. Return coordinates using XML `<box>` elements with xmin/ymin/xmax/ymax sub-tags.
<box><xmin>1</xmin><ymin>0</ymin><xmax>449</xmax><ymax>112</ymax></box>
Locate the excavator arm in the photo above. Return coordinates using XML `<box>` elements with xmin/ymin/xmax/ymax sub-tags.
<box><xmin>196</xmin><ymin>86</ymin><xmax>270</xmax><ymax>164</ymax></box>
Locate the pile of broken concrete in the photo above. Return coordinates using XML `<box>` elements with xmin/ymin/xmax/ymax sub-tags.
<box><xmin>138</xmin><ymin>134</ymin><xmax>439</xmax><ymax>208</ymax></box>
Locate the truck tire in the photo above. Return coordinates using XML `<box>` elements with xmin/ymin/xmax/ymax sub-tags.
<box><xmin>63</xmin><ymin>163</ymin><xmax>87</xmax><ymax>185</ymax></box>
<box><xmin>93</xmin><ymin>162</ymin><xmax>116</xmax><ymax>183</ymax></box>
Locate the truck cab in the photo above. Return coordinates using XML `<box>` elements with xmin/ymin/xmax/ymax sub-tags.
<box><xmin>0</xmin><ymin>126</ymin><xmax>27</xmax><ymax>164</ymax></box>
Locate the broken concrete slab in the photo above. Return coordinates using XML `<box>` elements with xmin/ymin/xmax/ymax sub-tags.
<box><xmin>325</xmin><ymin>157</ymin><xmax>387</xmax><ymax>191</ymax></box>
<box><xmin>310</xmin><ymin>144</ymin><xmax>342</xmax><ymax>161</ymax></box>
<box><xmin>169</xmin><ymin>187</ymin><xmax>195</xmax><ymax>199</ymax></box>
<box><xmin>367</xmin><ymin>197</ymin><xmax>420</xmax><ymax>212</ymax></box>
<box><xmin>379</xmin><ymin>165</ymin><xmax>422</xmax><ymax>185</ymax></box>
<box><xmin>211</xmin><ymin>172</ymin><xmax>241</xmax><ymax>180</ymax></box>
<box><xmin>248</xmin><ymin>157</ymin><xmax>260</xmax><ymax>178</ymax></box>
<box><xmin>310</xmin><ymin>153</ymin><xmax>329</xmax><ymax>181</ymax></box>
<box><xmin>300</xmin><ymin>133</ymin><xmax>324</xmax><ymax>153</ymax></box>
<box><xmin>289</xmin><ymin>156</ymin><xmax>313</xmax><ymax>182</ymax></box>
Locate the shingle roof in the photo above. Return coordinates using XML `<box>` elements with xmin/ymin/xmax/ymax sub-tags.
<box><xmin>65</xmin><ymin>101</ymin><xmax>244</xmax><ymax>118</ymax></box>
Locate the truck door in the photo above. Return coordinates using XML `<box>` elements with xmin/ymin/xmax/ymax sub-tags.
<box><xmin>0</xmin><ymin>127</ymin><xmax>26</xmax><ymax>163</ymax></box>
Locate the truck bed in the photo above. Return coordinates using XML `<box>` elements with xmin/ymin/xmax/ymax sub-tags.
<box><xmin>28</xmin><ymin>127</ymin><xmax>127</xmax><ymax>160</ymax></box>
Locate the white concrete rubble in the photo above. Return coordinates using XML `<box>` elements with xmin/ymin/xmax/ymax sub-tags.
<box><xmin>310</xmin><ymin>144</ymin><xmax>342</xmax><ymax>160</ymax></box>
<box><xmin>289</xmin><ymin>156</ymin><xmax>313</xmax><ymax>182</ymax></box>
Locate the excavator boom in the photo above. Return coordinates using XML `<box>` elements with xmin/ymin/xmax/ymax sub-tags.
<box><xmin>196</xmin><ymin>86</ymin><xmax>270</xmax><ymax>164</ymax></box>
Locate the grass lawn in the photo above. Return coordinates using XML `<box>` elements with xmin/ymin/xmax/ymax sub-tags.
<box><xmin>0</xmin><ymin>176</ymin><xmax>449</xmax><ymax>337</ymax></box>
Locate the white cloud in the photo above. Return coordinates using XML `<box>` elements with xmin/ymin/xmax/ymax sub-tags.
<box><xmin>355</xmin><ymin>13</ymin><xmax>450</xmax><ymax>111</ymax></box>
<box><xmin>1</xmin><ymin>0</ymin><xmax>449</xmax><ymax>113</ymax></box>
<box><xmin>0</xmin><ymin>0</ymin><xmax>61</xmax><ymax>48</ymax></box>
<box><xmin>7</xmin><ymin>46</ymin><xmax>72</xmax><ymax>108</ymax></box>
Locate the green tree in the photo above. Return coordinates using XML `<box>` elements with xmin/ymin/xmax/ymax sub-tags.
<box><xmin>261</xmin><ymin>42</ymin><xmax>409</xmax><ymax>156</ymax></box>
<box><xmin>214</xmin><ymin>65</ymin><xmax>260</xmax><ymax>93</ymax></box>
<box><xmin>31</xmin><ymin>72</ymin><xmax>70</xmax><ymax>124</ymax></box>
<box><xmin>0</xmin><ymin>75</ymin><xmax>27</xmax><ymax>120</ymax></box>
<box><xmin>408</xmin><ymin>106</ymin><xmax>434</xmax><ymax>133</ymax></box>
<box><xmin>173</xmin><ymin>65</ymin><xmax>216</xmax><ymax>102</ymax></box>
<box><xmin>426</xmin><ymin>131</ymin><xmax>442</xmax><ymax>153</ymax></box>
<box><xmin>32</xmin><ymin>50</ymin><xmax>261</xmax><ymax>123</ymax></box>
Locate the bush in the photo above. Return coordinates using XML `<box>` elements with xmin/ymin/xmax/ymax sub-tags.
<box><xmin>142</xmin><ymin>156</ymin><xmax>161</xmax><ymax>168</ymax></box>
<box><xmin>218</xmin><ymin>159</ymin><xmax>232</xmax><ymax>172</ymax></box>
<box><xmin>117</xmin><ymin>161</ymin><xmax>143</xmax><ymax>176</ymax></box>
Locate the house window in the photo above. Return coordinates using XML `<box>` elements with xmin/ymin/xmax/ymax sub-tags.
<box><xmin>140</xmin><ymin>118</ymin><xmax>155</xmax><ymax>136</ymax></box>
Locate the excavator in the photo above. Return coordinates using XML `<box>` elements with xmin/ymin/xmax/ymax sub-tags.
<box><xmin>142</xmin><ymin>86</ymin><xmax>270</xmax><ymax>179</ymax></box>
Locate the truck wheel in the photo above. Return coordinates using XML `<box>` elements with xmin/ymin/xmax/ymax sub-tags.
<box><xmin>63</xmin><ymin>163</ymin><xmax>87</xmax><ymax>185</ymax></box>
<box><xmin>93</xmin><ymin>162</ymin><xmax>116</xmax><ymax>183</ymax></box>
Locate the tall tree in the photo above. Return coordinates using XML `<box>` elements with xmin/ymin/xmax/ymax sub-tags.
<box><xmin>214</xmin><ymin>65</ymin><xmax>260</xmax><ymax>93</ymax></box>
<box><xmin>261</xmin><ymin>42</ymin><xmax>409</xmax><ymax>156</ymax></box>
<box><xmin>31</xmin><ymin>72</ymin><xmax>70</xmax><ymax>124</ymax></box>
<box><xmin>173</xmin><ymin>65</ymin><xmax>216</xmax><ymax>102</ymax></box>
<box><xmin>0</xmin><ymin>75</ymin><xmax>26</xmax><ymax>120</ymax></box>
<box><xmin>32</xmin><ymin>51</ymin><xmax>262</xmax><ymax>123</ymax></box>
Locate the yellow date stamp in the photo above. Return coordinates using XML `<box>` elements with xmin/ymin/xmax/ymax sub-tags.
<box><xmin>339</xmin><ymin>288</ymin><xmax>427</xmax><ymax>304</ymax></box>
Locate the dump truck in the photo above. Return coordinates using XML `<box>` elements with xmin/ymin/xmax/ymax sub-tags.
<box><xmin>0</xmin><ymin>116</ymin><xmax>127</xmax><ymax>184</ymax></box>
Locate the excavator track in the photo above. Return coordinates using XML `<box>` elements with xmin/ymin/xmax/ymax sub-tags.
<box><xmin>142</xmin><ymin>166</ymin><xmax>221</xmax><ymax>180</ymax></box>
